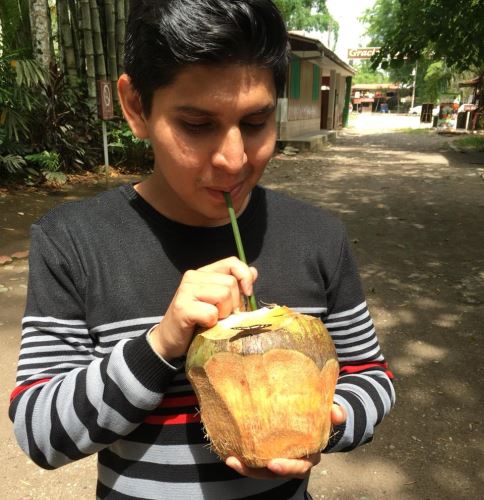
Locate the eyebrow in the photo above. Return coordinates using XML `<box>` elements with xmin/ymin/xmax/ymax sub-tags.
<box><xmin>174</xmin><ymin>104</ymin><xmax>276</xmax><ymax>117</ymax></box>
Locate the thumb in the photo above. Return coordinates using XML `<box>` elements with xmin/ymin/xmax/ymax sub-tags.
<box><xmin>331</xmin><ymin>403</ymin><xmax>347</xmax><ymax>425</ymax></box>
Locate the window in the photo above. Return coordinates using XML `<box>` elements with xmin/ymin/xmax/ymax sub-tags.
<box><xmin>289</xmin><ymin>57</ymin><xmax>301</xmax><ymax>100</ymax></box>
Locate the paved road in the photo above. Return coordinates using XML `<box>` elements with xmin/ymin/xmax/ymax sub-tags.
<box><xmin>1</xmin><ymin>114</ymin><xmax>483</xmax><ymax>499</ymax></box>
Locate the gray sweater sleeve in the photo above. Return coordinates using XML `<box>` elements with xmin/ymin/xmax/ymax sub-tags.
<box><xmin>9</xmin><ymin>225</ymin><xmax>179</xmax><ymax>469</ymax></box>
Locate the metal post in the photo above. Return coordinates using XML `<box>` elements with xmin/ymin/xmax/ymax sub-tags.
<box><xmin>102</xmin><ymin>120</ymin><xmax>109</xmax><ymax>187</ymax></box>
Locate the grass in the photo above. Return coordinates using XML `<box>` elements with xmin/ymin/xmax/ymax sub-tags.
<box><xmin>453</xmin><ymin>135</ymin><xmax>484</xmax><ymax>152</ymax></box>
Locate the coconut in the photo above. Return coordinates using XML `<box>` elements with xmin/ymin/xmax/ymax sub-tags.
<box><xmin>186</xmin><ymin>305</ymin><xmax>339</xmax><ymax>468</ymax></box>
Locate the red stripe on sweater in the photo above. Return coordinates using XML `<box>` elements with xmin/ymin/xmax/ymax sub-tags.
<box><xmin>10</xmin><ymin>378</ymin><xmax>51</xmax><ymax>402</ymax></box>
<box><xmin>144</xmin><ymin>413</ymin><xmax>201</xmax><ymax>425</ymax></box>
<box><xmin>340</xmin><ymin>362</ymin><xmax>394</xmax><ymax>379</ymax></box>
<box><xmin>159</xmin><ymin>394</ymin><xmax>199</xmax><ymax>408</ymax></box>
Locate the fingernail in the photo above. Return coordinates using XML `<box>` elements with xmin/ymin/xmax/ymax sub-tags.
<box><xmin>270</xmin><ymin>463</ymin><xmax>283</xmax><ymax>474</ymax></box>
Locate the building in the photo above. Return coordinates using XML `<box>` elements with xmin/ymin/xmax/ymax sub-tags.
<box><xmin>351</xmin><ymin>83</ymin><xmax>401</xmax><ymax>113</ymax></box>
<box><xmin>277</xmin><ymin>32</ymin><xmax>356</xmax><ymax>146</ymax></box>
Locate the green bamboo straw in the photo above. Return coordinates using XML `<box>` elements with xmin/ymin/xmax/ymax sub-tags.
<box><xmin>223</xmin><ymin>192</ymin><xmax>257</xmax><ymax>311</ymax></box>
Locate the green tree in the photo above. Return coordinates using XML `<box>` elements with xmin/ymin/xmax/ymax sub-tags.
<box><xmin>362</xmin><ymin>0</ymin><xmax>484</xmax><ymax>73</ymax></box>
<box><xmin>352</xmin><ymin>60</ymin><xmax>390</xmax><ymax>85</ymax></box>
<box><xmin>362</xmin><ymin>0</ymin><xmax>484</xmax><ymax>104</ymax></box>
<box><xmin>273</xmin><ymin>0</ymin><xmax>339</xmax><ymax>47</ymax></box>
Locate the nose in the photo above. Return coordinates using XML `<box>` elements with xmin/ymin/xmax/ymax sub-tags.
<box><xmin>211</xmin><ymin>127</ymin><xmax>248</xmax><ymax>172</ymax></box>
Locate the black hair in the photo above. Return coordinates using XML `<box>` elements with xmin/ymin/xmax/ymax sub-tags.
<box><xmin>124</xmin><ymin>0</ymin><xmax>289</xmax><ymax>114</ymax></box>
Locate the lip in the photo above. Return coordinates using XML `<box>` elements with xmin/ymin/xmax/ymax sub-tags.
<box><xmin>205</xmin><ymin>181</ymin><xmax>244</xmax><ymax>202</ymax></box>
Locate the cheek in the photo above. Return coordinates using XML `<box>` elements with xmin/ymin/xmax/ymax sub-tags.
<box><xmin>151</xmin><ymin>123</ymin><xmax>206</xmax><ymax>171</ymax></box>
<box><xmin>247</xmin><ymin>129</ymin><xmax>276</xmax><ymax>168</ymax></box>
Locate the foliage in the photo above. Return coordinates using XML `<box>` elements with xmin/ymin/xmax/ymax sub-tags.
<box><xmin>0</xmin><ymin>0</ymin><xmax>33</xmax><ymax>57</ymax></box>
<box><xmin>362</xmin><ymin>0</ymin><xmax>484</xmax><ymax>73</ymax></box>
<box><xmin>0</xmin><ymin>44</ymin><xmax>101</xmax><ymax>182</ymax></box>
<box><xmin>353</xmin><ymin>61</ymin><xmax>390</xmax><ymax>85</ymax></box>
<box><xmin>273</xmin><ymin>0</ymin><xmax>339</xmax><ymax>43</ymax></box>
<box><xmin>30</xmin><ymin>66</ymin><xmax>100</xmax><ymax>172</ymax></box>
<box><xmin>0</xmin><ymin>52</ymin><xmax>45</xmax><ymax>142</ymax></box>
<box><xmin>25</xmin><ymin>150</ymin><xmax>67</xmax><ymax>185</ymax></box>
<box><xmin>108</xmin><ymin>120</ymin><xmax>152</xmax><ymax>170</ymax></box>
<box><xmin>0</xmin><ymin>153</ymin><xmax>27</xmax><ymax>174</ymax></box>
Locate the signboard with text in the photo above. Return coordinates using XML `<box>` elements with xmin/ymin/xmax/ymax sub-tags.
<box><xmin>97</xmin><ymin>80</ymin><xmax>114</xmax><ymax>120</ymax></box>
<box><xmin>348</xmin><ymin>47</ymin><xmax>381</xmax><ymax>60</ymax></box>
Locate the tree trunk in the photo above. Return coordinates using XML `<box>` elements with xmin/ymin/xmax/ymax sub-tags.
<box><xmin>115</xmin><ymin>0</ymin><xmax>126</xmax><ymax>77</ymax></box>
<box><xmin>57</xmin><ymin>0</ymin><xmax>78</xmax><ymax>84</ymax></box>
<box><xmin>89</xmin><ymin>0</ymin><xmax>107</xmax><ymax>80</ymax></box>
<box><xmin>104</xmin><ymin>0</ymin><xmax>118</xmax><ymax>100</ymax></box>
<box><xmin>29</xmin><ymin>0</ymin><xmax>53</xmax><ymax>70</ymax></box>
<box><xmin>0</xmin><ymin>0</ymin><xmax>33</xmax><ymax>56</ymax></box>
<box><xmin>79</xmin><ymin>0</ymin><xmax>97</xmax><ymax>110</ymax></box>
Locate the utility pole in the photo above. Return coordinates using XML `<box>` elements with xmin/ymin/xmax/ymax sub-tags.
<box><xmin>411</xmin><ymin>60</ymin><xmax>418</xmax><ymax>108</ymax></box>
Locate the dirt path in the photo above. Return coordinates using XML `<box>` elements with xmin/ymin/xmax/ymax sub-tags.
<box><xmin>1</xmin><ymin>114</ymin><xmax>483</xmax><ymax>499</ymax></box>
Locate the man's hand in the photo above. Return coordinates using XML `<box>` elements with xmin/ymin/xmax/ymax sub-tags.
<box><xmin>149</xmin><ymin>257</ymin><xmax>257</xmax><ymax>360</ymax></box>
<box><xmin>225</xmin><ymin>403</ymin><xmax>347</xmax><ymax>480</ymax></box>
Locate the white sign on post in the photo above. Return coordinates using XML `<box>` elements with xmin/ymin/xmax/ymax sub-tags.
<box><xmin>97</xmin><ymin>80</ymin><xmax>114</xmax><ymax>186</ymax></box>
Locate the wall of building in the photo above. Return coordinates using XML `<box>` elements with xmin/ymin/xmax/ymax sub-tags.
<box><xmin>279</xmin><ymin>57</ymin><xmax>321</xmax><ymax>139</ymax></box>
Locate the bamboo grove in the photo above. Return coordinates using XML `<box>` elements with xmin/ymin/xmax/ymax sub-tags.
<box><xmin>1</xmin><ymin>1</ymin><xmax>129</xmax><ymax>109</ymax></box>
<box><xmin>0</xmin><ymin>1</ymin><xmax>136</xmax><ymax>179</ymax></box>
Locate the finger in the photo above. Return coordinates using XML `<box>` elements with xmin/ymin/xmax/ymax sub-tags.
<box><xmin>199</xmin><ymin>257</ymin><xmax>257</xmax><ymax>297</ymax></box>
<box><xmin>179</xmin><ymin>282</ymin><xmax>238</xmax><ymax>321</ymax></box>
<box><xmin>225</xmin><ymin>457</ymin><xmax>279</xmax><ymax>480</ymax></box>
<box><xmin>173</xmin><ymin>300</ymin><xmax>220</xmax><ymax>330</ymax></box>
<box><xmin>181</xmin><ymin>272</ymin><xmax>241</xmax><ymax>317</ymax></box>
<box><xmin>331</xmin><ymin>403</ymin><xmax>347</xmax><ymax>425</ymax></box>
<box><xmin>267</xmin><ymin>454</ymin><xmax>320</xmax><ymax>479</ymax></box>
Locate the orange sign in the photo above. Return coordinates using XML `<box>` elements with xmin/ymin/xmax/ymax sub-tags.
<box><xmin>97</xmin><ymin>80</ymin><xmax>114</xmax><ymax>120</ymax></box>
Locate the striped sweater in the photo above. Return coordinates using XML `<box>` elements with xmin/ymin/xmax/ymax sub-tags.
<box><xmin>9</xmin><ymin>184</ymin><xmax>395</xmax><ymax>499</ymax></box>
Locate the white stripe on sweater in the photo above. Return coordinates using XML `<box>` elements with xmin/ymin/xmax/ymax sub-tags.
<box><xmin>326</xmin><ymin>301</ymin><xmax>367</xmax><ymax>320</ymax></box>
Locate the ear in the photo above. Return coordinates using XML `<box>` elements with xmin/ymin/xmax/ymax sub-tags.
<box><xmin>117</xmin><ymin>74</ymin><xmax>150</xmax><ymax>139</ymax></box>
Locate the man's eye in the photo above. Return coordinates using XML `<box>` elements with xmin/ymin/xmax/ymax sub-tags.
<box><xmin>242</xmin><ymin>121</ymin><xmax>266</xmax><ymax>130</ymax></box>
<box><xmin>181</xmin><ymin>121</ymin><xmax>212</xmax><ymax>132</ymax></box>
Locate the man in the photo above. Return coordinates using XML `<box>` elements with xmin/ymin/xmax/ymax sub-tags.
<box><xmin>10</xmin><ymin>1</ymin><xmax>395</xmax><ymax>498</ymax></box>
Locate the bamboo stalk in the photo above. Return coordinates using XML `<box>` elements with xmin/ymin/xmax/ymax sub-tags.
<box><xmin>104</xmin><ymin>0</ymin><xmax>118</xmax><ymax>100</ymax></box>
<box><xmin>57</xmin><ymin>0</ymin><xmax>78</xmax><ymax>84</ymax></box>
<box><xmin>115</xmin><ymin>0</ymin><xmax>126</xmax><ymax>79</ymax></box>
<box><xmin>79</xmin><ymin>0</ymin><xmax>96</xmax><ymax>110</ymax></box>
<box><xmin>89</xmin><ymin>0</ymin><xmax>107</xmax><ymax>80</ymax></box>
<box><xmin>223</xmin><ymin>192</ymin><xmax>257</xmax><ymax>311</ymax></box>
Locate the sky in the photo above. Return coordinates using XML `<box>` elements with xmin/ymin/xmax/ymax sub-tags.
<box><xmin>325</xmin><ymin>0</ymin><xmax>376</xmax><ymax>61</ymax></box>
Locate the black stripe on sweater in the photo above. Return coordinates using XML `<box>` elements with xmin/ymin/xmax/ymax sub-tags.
<box><xmin>19</xmin><ymin>349</ymin><xmax>91</xmax><ymax>360</ymax></box>
<box><xmin>98</xmin><ymin>448</ymin><xmax>241</xmax><ymax>483</ymax></box>
<box><xmin>25</xmin><ymin>389</ymin><xmax>55</xmax><ymax>469</ymax></box>
<box><xmin>73</xmin><ymin>370</ymin><xmax>122</xmax><ymax>444</ymax></box>
<box><xmin>337</xmin><ymin>342</ymin><xmax>381</xmax><ymax>360</ymax></box>
<box><xmin>339</xmin><ymin>374</ymin><xmax>385</xmax><ymax>425</ymax></box>
<box><xmin>239</xmin><ymin>479</ymin><xmax>304</xmax><ymax>500</ymax></box>
<box><xmin>124</xmin><ymin>421</ymin><xmax>207</xmax><ymax>446</ymax></box>
<box><xmin>99</xmin><ymin>356</ymin><xmax>155</xmax><ymax>424</ymax></box>
<box><xmin>96</xmin><ymin>478</ymin><xmax>304</xmax><ymax>500</ymax></box>
<box><xmin>333</xmin><ymin>389</ymin><xmax>367</xmax><ymax>451</ymax></box>
<box><xmin>50</xmin><ymin>383</ymin><xmax>89</xmax><ymax>461</ymax></box>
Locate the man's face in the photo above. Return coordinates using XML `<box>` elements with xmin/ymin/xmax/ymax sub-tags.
<box><xmin>139</xmin><ymin>64</ymin><xmax>277</xmax><ymax>226</ymax></box>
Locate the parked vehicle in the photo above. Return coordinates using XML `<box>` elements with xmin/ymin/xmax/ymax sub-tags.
<box><xmin>408</xmin><ymin>105</ymin><xmax>422</xmax><ymax>115</ymax></box>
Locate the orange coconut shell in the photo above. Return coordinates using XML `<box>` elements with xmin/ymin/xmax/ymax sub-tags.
<box><xmin>186</xmin><ymin>306</ymin><xmax>339</xmax><ymax>468</ymax></box>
